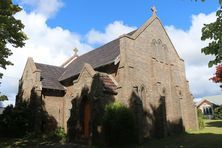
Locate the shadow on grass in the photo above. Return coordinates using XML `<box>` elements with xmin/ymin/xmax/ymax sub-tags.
<box><xmin>144</xmin><ymin>132</ymin><xmax>222</xmax><ymax>148</ymax></box>
<box><xmin>205</xmin><ymin>120</ymin><xmax>222</xmax><ymax>128</ymax></box>
<box><xmin>0</xmin><ymin>137</ymin><xmax>41</xmax><ymax>148</ymax></box>
<box><xmin>0</xmin><ymin>137</ymin><xmax>88</xmax><ymax>148</ymax></box>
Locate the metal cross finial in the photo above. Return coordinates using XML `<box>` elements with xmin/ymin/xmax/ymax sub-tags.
<box><xmin>151</xmin><ymin>6</ymin><xmax>157</xmax><ymax>15</ymax></box>
<box><xmin>73</xmin><ymin>48</ymin><xmax>78</xmax><ymax>55</ymax></box>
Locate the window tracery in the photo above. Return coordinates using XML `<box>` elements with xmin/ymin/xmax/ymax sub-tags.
<box><xmin>151</xmin><ymin>39</ymin><xmax>168</xmax><ymax>63</ymax></box>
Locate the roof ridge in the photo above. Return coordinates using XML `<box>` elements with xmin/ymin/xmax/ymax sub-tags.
<box><xmin>35</xmin><ymin>62</ymin><xmax>64</xmax><ymax>69</ymax></box>
<box><xmin>59</xmin><ymin>38</ymin><xmax>121</xmax><ymax>81</ymax></box>
<box><xmin>73</xmin><ymin>38</ymin><xmax>120</xmax><ymax>59</ymax></box>
<box><xmin>60</xmin><ymin>30</ymin><xmax>136</xmax><ymax>70</ymax></box>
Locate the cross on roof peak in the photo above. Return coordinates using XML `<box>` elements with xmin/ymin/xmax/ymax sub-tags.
<box><xmin>73</xmin><ymin>48</ymin><xmax>78</xmax><ymax>56</ymax></box>
<box><xmin>151</xmin><ymin>6</ymin><xmax>157</xmax><ymax>15</ymax></box>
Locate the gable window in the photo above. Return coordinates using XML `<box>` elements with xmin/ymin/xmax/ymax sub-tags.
<box><xmin>151</xmin><ymin>39</ymin><xmax>168</xmax><ymax>63</ymax></box>
<box><xmin>151</xmin><ymin>39</ymin><xmax>157</xmax><ymax>59</ymax></box>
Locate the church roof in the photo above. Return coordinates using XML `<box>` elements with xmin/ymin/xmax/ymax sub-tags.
<box><xmin>35</xmin><ymin>63</ymin><xmax>65</xmax><ymax>90</ymax></box>
<box><xmin>59</xmin><ymin>38</ymin><xmax>121</xmax><ymax>81</ymax></box>
<box><xmin>33</xmin><ymin>12</ymin><xmax>167</xmax><ymax>85</ymax></box>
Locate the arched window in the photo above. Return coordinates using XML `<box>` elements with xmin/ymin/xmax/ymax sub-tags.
<box><xmin>152</xmin><ymin>39</ymin><xmax>168</xmax><ymax>63</ymax></box>
<box><xmin>157</xmin><ymin>39</ymin><xmax>162</xmax><ymax>61</ymax></box>
<box><xmin>162</xmin><ymin>44</ymin><xmax>168</xmax><ymax>63</ymax></box>
<box><xmin>151</xmin><ymin>39</ymin><xmax>157</xmax><ymax>58</ymax></box>
<box><xmin>141</xmin><ymin>86</ymin><xmax>146</xmax><ymax>101</ymax></box>
<box><xmin>140</xmin><ymin>85</ymin><xmax>146</xmax><ymax>109</ymax></box>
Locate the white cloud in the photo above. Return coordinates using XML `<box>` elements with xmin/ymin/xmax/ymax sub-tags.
<box><xmin>0</xmin><ymin>10</ymin><xmax>92</xmax><ymax>100</ymax></box>
<box><xmin>166</xmin><ymin>12</ymin><xmax>216</xmax><ymax>66</ymax></box>
<box><xmin>86</xmin><ymin>21</ymin><xmax>137</xmax><ymax>45</ymax></box>
<box><xmin>19</xmin><ymin>0</ymin><xmax>63</xmax><ymax>18</ymax></box>
<box><xmin>166</xmin><ymin>12</ymin><xmax>221</xmax><ymax>98</ymax></box>
<box><xmin>0</xmin><ymin>9</ymin><xmax>136</xmax><ymax>101</ymax></box>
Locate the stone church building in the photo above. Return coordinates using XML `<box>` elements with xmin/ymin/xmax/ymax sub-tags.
<box><xmin>16</xmin><ymin>9</ymin><xmax>198</xmax><ymax>143</ymax></box>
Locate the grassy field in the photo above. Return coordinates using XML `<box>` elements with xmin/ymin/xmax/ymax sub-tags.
<box><xmin>144</xmin><ymin>120</ymin><xmax>222</xmax><ymax>148</ymax></box>
<box><xmin>0</xmin><ymin>120</ymin><xmax>221</xmax><ymax>148</ymax></box>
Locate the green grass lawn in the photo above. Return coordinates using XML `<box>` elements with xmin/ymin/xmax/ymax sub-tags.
<box><xmin>0</xmin><ymin>120</ymin><xmax>221</xmax><ymax>148</ymax></box>
<box><xmin>144</xmin><ymin>120</ymin><xmax>222</xmax><ymax>148</ymax></box>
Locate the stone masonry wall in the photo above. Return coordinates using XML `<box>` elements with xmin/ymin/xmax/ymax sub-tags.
<box><xmin>116</xmin><ymin>17</ymin><xmax>198</xmax><ymax>138</ymax></box>
<box><xmin>42</xmin><ymin>95</ymin><xmax>65</xmax><ymax>128</ymax></box>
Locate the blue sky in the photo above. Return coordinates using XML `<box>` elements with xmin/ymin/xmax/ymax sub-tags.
<box><xmin>19</xmin><ymin>0</ymin><xmax>219</xmax><ymax>33</ymax></box>
<box><xmin>1</xmin><ymin>0</ymin><xmax>221</xmax><ymax>104</ymax></box>
<box><xmin>11</xmin><ymin>0</ymin><xmax>220</xmax><ymax>51</ymax></box>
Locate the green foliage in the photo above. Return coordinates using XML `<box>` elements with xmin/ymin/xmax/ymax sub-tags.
<box><xmin>46</xmin><ymin>127</ymin><xmax>66</xmax><ymax>143</ymax></box>
<box><xmin>214</xmin><ymin>106</ymin><xmax>222</xmax><ymax>119</ymax></box>
<box><xmin>103</xmin><ymin>102</ymin><xmax>136</xmax><ymax>146</ymax></box>
<box><xmin>201</xmin><ymin>7</ymin><xmax>222</xmax><ymax>67</ymax></box>
<box><xmin>197</xmin><ymin>109</ymin><xmax>205</xmax><ymax>129</ymax></box>
<box><xmin>0</xmin><ymin>95</ymin><xmax>8</xmax><ymax>101</ymax></box>
<box><xmin>0</xmin><ymin>0</ymin><xmax>27</xmax><ymax>79</ymax></box>
<box><xmin>195</xmin><ymin>0</ymin><xmax>222</xmax><ymax>5</ymax></box>
<box><xmin>0</xmin><ymin>104</ymin><xmax>30</xmax><ymax>137</ymax></box>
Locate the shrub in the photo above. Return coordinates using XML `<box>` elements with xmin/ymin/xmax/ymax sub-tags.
<box><xmin>0</xmin><ymin>104</ymin><xmax>30</xmax><ymax>137</ymax></box>
<box><xmin>197</xmin><ymin>109</ymin><xmax>205</xmax><ymax>129</ymax></box>
<box><xmin>214</xmin><ymin>106</ymin><xmax>222</xmax><ymax>119</ymax></box>
<box><xmin>103</xmin><ymin>102</ymin><xmax>136</xmax><ymax>146</ymax></box>
<box><xmin>46</xmin><ymin>127</ymin><xmax>66</xmax><ymax>143</ymax></box>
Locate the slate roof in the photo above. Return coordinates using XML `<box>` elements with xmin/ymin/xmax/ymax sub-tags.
<box><xmin>197</xmin><ymin>95</ymin><xmax>222</xmax><ymax>107</ymax></box>
<box><xmin>59</xmin><ymin>38</ymin><xmax>120</xmax><ymax>81</ymax></box>
<box><xmin>35</xmin><ymin>63</ymin><xmax>65</xmax><ymax>90</ymax></box>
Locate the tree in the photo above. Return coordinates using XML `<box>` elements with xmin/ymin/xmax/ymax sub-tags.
<box><xmin>0</xmin><ymin>0</ymin><xmax>27</xmax><ymax>79</ymax></box>
<box><xmin>197</xmin><ymin>109</ymin><xmax>205</xmax><ymax>129</ymax></box>
<box><xmin>199</xmin><ymin>1</ymin><xmax>222</xmax><ymax>86</ymax></box>
<box><xmin>201</xmin><ymin>7</ymin><xmax>222</xmax><ymax>67</ymax></box>
<box><xmin>214</xmin><ymin>106</ymin><xmax>222</xmax><ymax>119</ymax></box>
<box><xmin>103</xmin><ymin>102</ymin><xmax>136</xmax><ymax>146</ymax></box>
<box><xmin>0</xmin><ymin>94</ymin><xmax>8</xmax><ymax>101</ymax></box>
<box><xmin>210</xmin><ymin>64</ymin><xmax>222</xmax><ymax>84</ymax></box>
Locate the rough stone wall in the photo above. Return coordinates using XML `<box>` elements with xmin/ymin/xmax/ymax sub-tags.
<box><xmin>42</xmin><ymin>95</ymin><xmax>65</xmax><ymax>127</ymax></box>
<box><xmin>17</xmin><ymin>15</ymin><xmax>198</xmax><ymax>141</ymax></box>
<box><xmin>16</xmin><ymin>58</ymin><xmax>43</xmax><ymax>133</ymax></box>
<box><xmin>62</xmin><ymin>65</ymin><xmax>116</xmax><ymax>144</ymax></box>
<box><xmin>116</xmin><ymin>17</ymin><xmax>198</xmax><ymax>139</ymax></box>
<box><xmin>63</xmin><ymin>65</ymin><xmax>96</xmax><ymax>132</ymax></box>
<box><xmin>16</xmin><ymin>58</ymin><xmax>42</xmax><ymax>105</ymax></box>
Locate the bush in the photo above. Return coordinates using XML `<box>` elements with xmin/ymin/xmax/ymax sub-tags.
<box><xmin>197</xmin><ymin>109</ymin><xmax>205</xmax><ymax>129</ymax></box>
<box><xmin>0</xmin><ymin>104</ymin><xmax>30</xmax><ymax>137</ymax></box>
<box><xmin>214</xmin><ymin>106</ymin><xmax>222</xmax><ymax>119</ymax></box>
<box><xmin>46</xmin><ymin>127</ymin><xmax>66</xmax><ymax>143</ymax></box>
<box><xmin>103</xmin><ymin>102</ymin><xmax>136</xmax><ymax>146</ymax></box>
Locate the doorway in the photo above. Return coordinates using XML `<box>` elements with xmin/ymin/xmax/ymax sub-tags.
<box><xmin>81</xmin><ymin>96</ymin><xmax>91</xmax><ymax>139</ymax></box>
